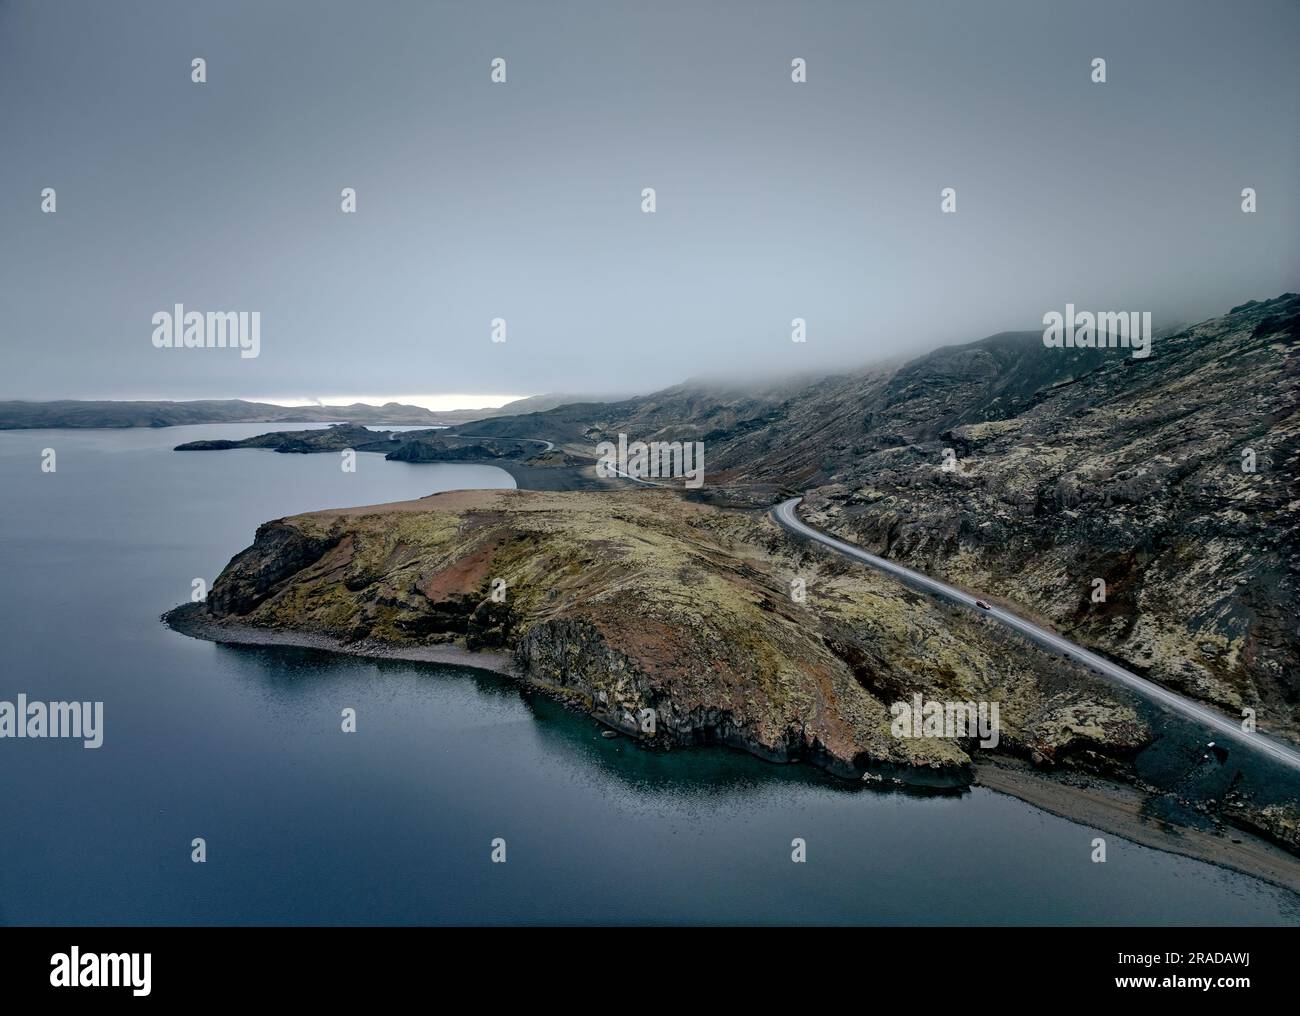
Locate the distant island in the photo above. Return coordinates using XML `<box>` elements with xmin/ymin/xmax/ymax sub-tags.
<box><xmin>173</xmin><ymin>423</ymin><xmax>594</xmax><ymax>491</ymax></box>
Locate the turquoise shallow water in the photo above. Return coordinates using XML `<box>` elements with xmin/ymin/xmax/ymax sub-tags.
<box><xmin>0</xmin><ymin>424</ymin><xmax>1296</xmax><ymax>925</ymax></box>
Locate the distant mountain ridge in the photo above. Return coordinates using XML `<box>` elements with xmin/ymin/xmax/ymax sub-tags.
<box><xmin>445</xmin><ymin>328</ymin><xmax>1119</xmax><ymax>486</ymax></box>
<box><xmin>0</xmin><ymin>393</ymin><xmax>590</xmax><ymax>430</ymax></box>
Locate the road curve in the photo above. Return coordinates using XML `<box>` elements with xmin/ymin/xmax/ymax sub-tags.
<box><xmin>440</xmin><ymin>433</ymin><xmax>555</xmax><ymax>452</ymax></box>
<box><xmin>772</xmin><ymin>496</ymin><xmax>1300</xmax><ymax>772</ymax></box>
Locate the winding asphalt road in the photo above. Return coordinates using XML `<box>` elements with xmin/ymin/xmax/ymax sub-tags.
<box><xmin>772</xmin><ymin>496</ymin><xmax>1300</xmax><ymax>772</ymax></box>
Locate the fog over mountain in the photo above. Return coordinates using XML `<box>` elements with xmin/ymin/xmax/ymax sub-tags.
<box><xmin>3</xmin><ymin>0</ymin><xmax>1298</xmax><ymax>401</ymax></box>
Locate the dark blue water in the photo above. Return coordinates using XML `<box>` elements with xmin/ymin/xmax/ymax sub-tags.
<box><xmin>1</xmin><ymin>425</ymin><xmax>1296</xmax><ymax>925</ymax></box>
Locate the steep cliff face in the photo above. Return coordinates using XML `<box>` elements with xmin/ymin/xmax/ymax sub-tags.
<box><xmin>186</xmin><ymin>488</ymin><xmax>1156</xmax><ymax>783</ymax></box>
<box><xmin>207</xmin><ymin>522</ymin><xmax>340</xmax><ymax>615</ymax></box>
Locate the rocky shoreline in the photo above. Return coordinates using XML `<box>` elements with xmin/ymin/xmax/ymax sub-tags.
<box><xmin>163</xmin><ymin>601</ymin><xmax>1300</xmax><ymax>894</ymax></box>
<box><xmin>974</xmin><ymin>758</ymin><xmax>1300</xmax><ymax>895</ymax></box>
<box><xmin>162</xmin><ymin>600</ymin><xmax>971</xmax><ymax>790</ymax></box>
<box><xmin>164</xmin><ymin>601</ymin><xmax>516</xmax><ymax>676</ymax></box>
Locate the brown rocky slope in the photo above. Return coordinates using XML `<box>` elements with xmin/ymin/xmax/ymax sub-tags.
<box><xmin>174</xmin><ymin>488</ymin><xmax>1154</xmax><ymax>783</ymax></box>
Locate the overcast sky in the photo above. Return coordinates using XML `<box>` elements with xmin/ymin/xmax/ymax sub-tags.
<box><xmin>2</xmin><ymin>0</ymin><xmax>1297</xmax><ymax>405</ymax></box>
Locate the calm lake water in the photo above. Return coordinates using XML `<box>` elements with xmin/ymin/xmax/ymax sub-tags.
<box><xmin>0</xmin><ymin>424</ymin><xmax>1296</xmax><ymax>925</ymax></box>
